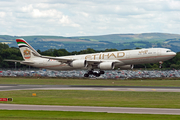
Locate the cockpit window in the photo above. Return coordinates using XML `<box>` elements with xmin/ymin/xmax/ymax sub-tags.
<box><xmin>166</xmin><ymin>50</ymin><xmax>172</xmax><ymax>52</ymax></box>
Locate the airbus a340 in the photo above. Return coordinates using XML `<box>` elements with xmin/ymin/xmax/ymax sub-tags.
<box><xmin>5</xmin><ymin>38</ymin><xmax>176</xmax><ymax>77</ymax></box>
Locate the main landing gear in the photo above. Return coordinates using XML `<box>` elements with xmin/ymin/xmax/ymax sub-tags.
<box><xmin>84</xmin><ymin>70</ymin><xmax>105</xmax><ymax>77</ymax></box>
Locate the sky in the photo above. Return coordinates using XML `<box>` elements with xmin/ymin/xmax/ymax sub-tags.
<box><xmin>0</xmin><ymin>0</ymin><xmax>180</xmax><ymax>36</ymax></box>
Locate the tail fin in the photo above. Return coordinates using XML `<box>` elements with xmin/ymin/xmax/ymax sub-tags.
<box><xmin>16</xmin><ymin>38</ymin><xmax>41</xmax><ymax>61</ymax></box>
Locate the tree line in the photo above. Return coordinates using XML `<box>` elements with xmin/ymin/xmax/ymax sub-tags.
<box><xmin>0</xmin><ymin>42</ymin><xmax>180</xmax><ymax>69</ymax></box>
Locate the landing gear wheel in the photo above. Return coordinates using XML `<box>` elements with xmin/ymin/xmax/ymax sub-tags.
<box><xmin>93</xmin><ymin>72</ymin><xmax>98</xmax><ymax>76</ymax></box>
<box><xmin>100</xmin><ymin>71</ymin><xmax>105</xmax><ymax>74</ymax></box>
<box><xmin>84</xmin><ymin>73</ymin><xmax>89</xmax><ymax>77</ymax></box>
<box><xmin>96</xmin><ymin>73</ymin><xmax>101</xmax><ymax>77</ymax></box>
<box><xmin>84</xmin><ymin>70</ymin><xmax>104</xmax><ymax>77</ymax></box>
<box><xmin>93</xmin><ymin>72</ymin><xmax>101</xmax><ymax>77</ymax></box>
<box><xmin>88</xmin><ymin>71</ymin><xmax>93</xmax><ymax>75</ymax></box>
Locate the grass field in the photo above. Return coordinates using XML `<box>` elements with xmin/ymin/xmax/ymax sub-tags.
<box><xmin>1</xmin><ymin>77</ymin><xmax>180</xmax><ymax>87</ymax></box>
<box><xmin>1</xmin><ymin>110</ymin><xmax>180</xmax><ymax>120</ymax></box>
<box><xmin>1</xmin><ymin>77</ymin><xmax>180</xmax><ymax>119</ymax></box>
<box><xmin>1</xmin><ymin>90</ymin><xmax>180</xmax><ymax>108</ymax></box>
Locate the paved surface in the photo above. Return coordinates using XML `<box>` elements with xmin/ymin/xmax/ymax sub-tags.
<box><xmin>0</xmin><ymin>104</ymin><xmax>180</xmax><ymax>115</ymax></box>
<box><xmin>1</xmin><ymin>84</ymin><xmax>180</xmax><ymax>115</ymax></box>
<box><xmin>0</xmin><ymin>84</ymin><xmax>180</xmax><ymax>92</ymax></box>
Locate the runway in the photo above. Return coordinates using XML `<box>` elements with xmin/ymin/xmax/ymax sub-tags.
<box><xmin>1</xmin><ymin>84</ymin><xmax>180</xmax><ymax>115</ymax></box>
<box><xmin>1</xmin><ymin>104</ymin><xmax>180</xmax><ymax>115</ymax></box>
<box><xmin>0</xmin><ymin>84</ymin><xmax>180</xmax><ymax>92</ymax></box>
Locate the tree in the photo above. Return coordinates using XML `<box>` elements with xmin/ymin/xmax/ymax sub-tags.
<box><xmin>0</xmin><ymin>43</ymin><xmax>9</xmax><ymax>50</ymax></box>
<box><xmin>104</xmin><ymin>49</ymin><xmax>118</xmax><ymax>52</ymax></box>
<box><xmin>0</xmin><ymin>43</ymin><xmax>180</xmax><ymax>69</ymax></box>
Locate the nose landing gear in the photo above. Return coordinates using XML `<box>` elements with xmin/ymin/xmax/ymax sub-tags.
<box><xmin>159</xmin><ymin>61</ymin><xmax>163</xmax><ymax>69</ymax></box>
<box><xmin>84</xmin><ymin>70</ymin><xmax>105</xmax><ymax>77</ymax></box>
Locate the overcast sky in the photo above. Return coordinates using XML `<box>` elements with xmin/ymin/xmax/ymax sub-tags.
<box><xmin>0</xmin><ymin>0</ymin><xmax>180</xmax><ymax>36</ymax></box>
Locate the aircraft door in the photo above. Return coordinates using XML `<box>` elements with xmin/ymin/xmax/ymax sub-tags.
<box><xmin>126</xmin><ymin>52</ymin><xmax>130</xmax><ymax>58</ymax></box>
<box><xmin>157</xmin><ymin>49</ymin><xmax>161</xmax><ymax>56</ymax></box>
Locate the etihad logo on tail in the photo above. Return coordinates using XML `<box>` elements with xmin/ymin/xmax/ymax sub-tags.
<box><xmin>23</xmin><ymin>49</ymin><xmax>31</xmax><ymax>59</ymax></box>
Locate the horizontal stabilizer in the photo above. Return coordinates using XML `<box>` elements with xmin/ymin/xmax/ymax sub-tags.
<box><xmin>4</xmin><ymin>59</ymin><xmax>23</xmax><ymax>62</ymax></box>
<box><xmin>4</xmin><ymin>59</ymin><xmax>34</xmax><ymax>64</ymax></box>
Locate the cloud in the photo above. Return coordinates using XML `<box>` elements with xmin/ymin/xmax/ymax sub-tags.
<box><xmin>0</xmin><ymin>12</ymin><xmax>5</xmax><ymax>18</ymax></box>
<box><xmin>167</xmin><ymin>0</ymin><xmax>180</xmax><ymax>10</ymax></box>
<box><xmin>0</xmin><ymin>0</ymin><xmax>180</xmax><ymax>36</ymax></box>
<box><xmin>20</xmin><ymin>4</ymin><xmax>80</xmax><ymax>28</ymax></box>
<box><xmin>31</xmin><ymin>9</ymin><xmax>60</xmax><ymax>18</ymax></box>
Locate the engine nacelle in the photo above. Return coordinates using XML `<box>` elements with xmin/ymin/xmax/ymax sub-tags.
<box><xmin>98</xmin><ymin>62</ymin><xmax>115</xmax><ymax>70</ymax></box>
<box><xmin>119</xmin><ymin>65</ymin><xmax>134</xmax><ymax>70</ymax></box>
<box><xmin>70</xmin><ymin>60</ymin><xmax>87</xmax><ymax>68</ymax></box>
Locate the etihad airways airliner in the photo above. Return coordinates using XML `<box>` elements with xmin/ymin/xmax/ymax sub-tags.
<box><xmin>5</xmin><ymin>38</ymin><xmax>176</xmax><ymax>77</ymax></box>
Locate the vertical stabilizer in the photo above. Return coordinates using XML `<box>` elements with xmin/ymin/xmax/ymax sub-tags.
<box><xmin>16</xmin><ymin>38</ymin><xmax>41</xmax><ymax>61</ymax></box>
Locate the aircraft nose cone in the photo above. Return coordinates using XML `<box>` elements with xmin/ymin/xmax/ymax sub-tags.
<box><xmin>173</xmin><ymin>52</ymin><xmax>176</xmax><ymax>56</ymax></box>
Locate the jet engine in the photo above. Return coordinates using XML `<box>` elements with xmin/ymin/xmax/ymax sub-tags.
<box><xmin>98</xmin><ymin>62</ymin><xmax>115</xmax><ymax>70</ymax></box>
<box><xmin>70</xmin><ymin>60</ymin><xmax>87</xmax><ymax>68</ymax></box>
<box><xmin>119</xmin><ymin>65</ymin><xmax>134</xmax><ymax>70</ymax></box>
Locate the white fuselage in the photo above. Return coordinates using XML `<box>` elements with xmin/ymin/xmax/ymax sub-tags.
<box><xmin>27</xmin><ymin>48</ymin><xmax>176</xmax><ymax>70</ymax></box>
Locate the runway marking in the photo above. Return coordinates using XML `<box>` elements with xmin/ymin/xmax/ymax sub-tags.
<box><xmin>152</xmin><ymin>89</ymin><xmax>156</xmax><ymax>91</ymax></box>
<box><xmin>129</xmin><ymin>89</ymin><xmax>135</xmax><ymax>91</ymax></box>
<box><xmin>108</xmin><ymin>89</ymin><xmax>113</xmax><ymax>91</ymax></box>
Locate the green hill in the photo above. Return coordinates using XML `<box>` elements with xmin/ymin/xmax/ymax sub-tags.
<box><xmin>1</xmin><ymin>33</ymin><xmax>180</xmax><ymax>52</ymax></box>
<box><xmin>77</xmin><ymin>33</ymin><xmax>180</xmax><ymax>43</ymax></box>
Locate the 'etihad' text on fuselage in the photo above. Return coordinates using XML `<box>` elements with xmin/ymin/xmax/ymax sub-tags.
<box><xmin>85</xmin><ymin>52</ymin><xmax>125</xmax><ymax>60</ymax></box>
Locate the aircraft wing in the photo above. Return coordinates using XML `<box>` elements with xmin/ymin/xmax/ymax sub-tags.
<box><xmin>34</xmin><ymin>55</ymin><xmax>74</xmax><ymax>62</ymax></box>
<box><xmin>41</xmin><ymin>56</ymin><xmax>74</xmax><ymax>62</ymax></box>
<box><xmin>32</xmin><ymin>52</ymin><xmax>74</xmax><ymax>62</ymax></box>
<box><xmin>32</xmin><ymin>52</ymin><xmax>123</xmax><ymax>64</ymax></box>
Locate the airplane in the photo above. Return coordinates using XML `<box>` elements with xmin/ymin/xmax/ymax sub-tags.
<box><xmin>5</xmin><ymin>38</ymin><xmax>176</xmax><ymax>77</ymax></box>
